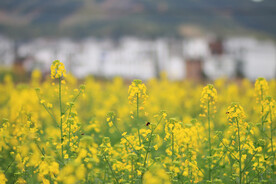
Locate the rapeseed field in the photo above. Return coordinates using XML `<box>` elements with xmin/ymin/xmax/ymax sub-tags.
<box><xmin>0</xmin><ymin>60</ymin><xmax>275</xmax><ymax>184</ymax></box>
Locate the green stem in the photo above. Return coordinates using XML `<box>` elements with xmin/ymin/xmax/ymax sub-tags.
<box><xmin>207</xmin><ymin>99</ymin><xmax>212</xmax><ymax>181</ymax></box>
<box><xmin>258</xmin><ymin>157</ymin><xmax>260</xmax><ymax>182</ymax></box>
<box><xmin>236</xmin><ymin>117</ymin><xmax>242</xmax><ymax>184</ymax></box>
<box><xmin>143</xmin><ymin>116</ymin><xmax>163</xmax><ymax>168</ymax></box>
<box><xmin>102</xmin><ymin>153</ymin><xmax>120</xmax><ymax>184</ymax></box>
<box><xmin>68</xmin><ymin>107</ymin><xmax>72</xmax><ymax>155</ymax></box>
<box><xmin>4</xmin><ymin>157</ymin><xmax>15</xmax><ymax>174</ymax></box>
<box><xmin>59</xmin><ymin>77</ymin><xmax>64</xmax><ymax>161</ymax></box>
<box><xmin>136</xmin><ymin>93</ymin><xmax>141</xmax><ymax>146</ymax></box>
<box><xmin>261</xmin><ymin>86</ymin><xmax>264</xmax><ymax>132</ymax></box>
<box><xmin>241</xmin><ymin>150</ymin><xmax>258</xmax><ymax>173</ymax></box>
<box><xmin>187</xmin><ymin>144</ymin><xmax>193</xmax><ymax>183</ymax></box>
<box><xmin>143</xmin><ymin>129</ymin><xmax>154</xmax><ymax>168</ymax></box>
<box><xmin>63</xmin><ymin>90</ymin><xmax>82</xmax><ymax>114</ymax></box>
<box><xmin>112</xmin><ymin>118</ymin><xmax>139</xmax><ymax>155</ymax></box>
<box><xmin>270</xmin><ymin>105</ymin><xmax>275</xmax><ymax>181</ymax></box>
<box><xmin>172</xmin><ymin>125</ymin><xmax>175</xmax><ymax>162</ymax></box>
<box><xmin>103</xmin><ymin>166</ymin><xmax>107</xmax><ymax>183</ymax></box>
<box><xmin>131</xmin><ymin>157</ymin><xmax>134</xmax><ymax>184</ymax></box>
<box><xmin>35</xmin><ymin>141</ymin><xmax>45</xmax><ymax>156</ymax></box>
<box><xmin>260</xmin><ymin>87</ymin><xmax>267</xmax><ymax>179</ymax></box>
<box><xmin>35</xmin><ymin>91</ymin><xmax>58</xmax><ymax>126</ymax></box>
<box><xmin>217</xmin><ymin>135</ymin><xmax>239</xmax><ymax>161</ymax></box>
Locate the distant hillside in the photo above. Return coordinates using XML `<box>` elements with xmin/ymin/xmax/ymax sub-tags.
<box><xmin>0</xmin><ymin>0</ymin><xmax>275</xmax><ymax>39</ymax></box>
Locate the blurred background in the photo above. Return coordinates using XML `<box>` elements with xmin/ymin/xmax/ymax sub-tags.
<box><xmin>0</xmin><ymin>0</ymin><xmax>276</xmax><ymax>82</ymax></box>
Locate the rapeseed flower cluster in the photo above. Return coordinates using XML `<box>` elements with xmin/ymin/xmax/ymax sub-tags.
<box><xmin>222</xmin><ymin>103</ymin><xmax>263</xmax><ymax>183</ymax></box>
<box><xmin>143</xmin><ymin>166</ymin><xmax>170</xmax><ymax>184</ymax></box>
<box><xmin>226</xmin><ymin>103</ymin><xmax>246</xmax><ymax>121</ymax></box>
<box><xmin>0</xmin><ymin>172</ymin><xmax>7</xmax><ymax>184</ymax></box>
<box><xmin>50</xmin><ymin>60</ymin><xmax>66</xmax><ymax>79</ymax></box>
<box><xmin>255</xmin><ymin>77</ymin><xmax>269</xmax><ymax>104</ymax></box>
<box><xmin>200</xmin><ymin>84</ymin><xmax>217</xmax><ymax>117</ymax></box>
<box><xmin>128</xmin><ymin>79</ymin><xmax>148</xmax><ymax>106</ymax></box>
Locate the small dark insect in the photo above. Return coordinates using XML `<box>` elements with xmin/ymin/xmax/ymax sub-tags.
<box><xmin>226</xmin><ymin>112</ymin><xmax>229</xmax><ymax>114</ymax></box>
<box><xmin>81</xmin><ymin>133</ymin><xmax>84</xmax><ymax>135</ymax></box>
<box><xmin>146</xmin><ymin>122</ymin><xmax>150</xmax><ymax>126</ymax></box>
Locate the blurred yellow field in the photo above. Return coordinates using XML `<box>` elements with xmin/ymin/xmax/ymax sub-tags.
<box><xmin>0</xmin><ymin>60</ymin><xmax>275</xmax><ymax>184</ymax></box>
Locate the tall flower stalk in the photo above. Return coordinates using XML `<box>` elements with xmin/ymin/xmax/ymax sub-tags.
<box><xmin>128</xmin><ymin>79</ymin><xmax>148</xmax><ymax>146</ymax></box>
<box><xmin>200</xmin><ymin>84</ymin><xmax>217</xmax><ymax>182</ymax></box>
<box><xmin>255</xmin><ymin>78</ymin><xmax>271</xmax><ymax>180</ymax></box>
<box><xmin>226</xmin><ymin>103</ymin><xmax>247</xmax><ymax>184</ymax></box>
<box><xmin>263</xmin><ymin>96</ymin><xmax>275</xmax><ymax>181</ymax></box>
<box><xmin>51</xmin><ymin>60</ymin><xmax>67</xmax><ymax>161</ymax></box>
<box><xmin>255</xmin><ymin>77</ymin><xmax>269</xmax><ymax>134</ymax></box>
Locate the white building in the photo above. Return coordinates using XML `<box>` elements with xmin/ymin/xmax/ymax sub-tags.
<box><xmin>0</xmin><ymin>35</ymin><xmax>275</xmax><ymax>81</ymax></box>
<box><xmin>225</xmin><ymin>37</ymin><xmax>276</xmax><ymax>80</ymax></box>
<box><xmin>0</xmin><ymin>36</ymin><xmax>14</xmax><ymax>66</ymax></box>
<box><xmin>203</xmin><ymin>55</ymin><xmax>236</xmax><ymax>80</ymax></box>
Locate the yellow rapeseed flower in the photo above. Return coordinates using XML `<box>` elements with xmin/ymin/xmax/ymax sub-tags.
<box><xmin>0</xmin><ymin>172</ymin><xmax>7</xmax><ymax>184</ymax></box>
<box><xmin>255</xmin><ymin>77</ymin><xmax>269</xmax><ymax>104</ymax></box>
<box><xmin>226</xmin><ymin>103</ymin><xmax>246</xmax><ymax>121</ymax></box>
<box><xmin>50</xmin><ymin>60</ymin><xmax>66</xmax><ymax>79</ymax></box>
<box><xmin>143</xmin><ymin>166</ymin><xmax>170</xmax><ymax>184</ymax></box>
<box><xmin>128</xmin><ymin>79</ymin><xmax>148</xmax><ymax>105</ymax></box>
<box><xmin>200</xmin><ymin>84</ymin><xmax>217</xmax><ymax>116</ymax></box>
